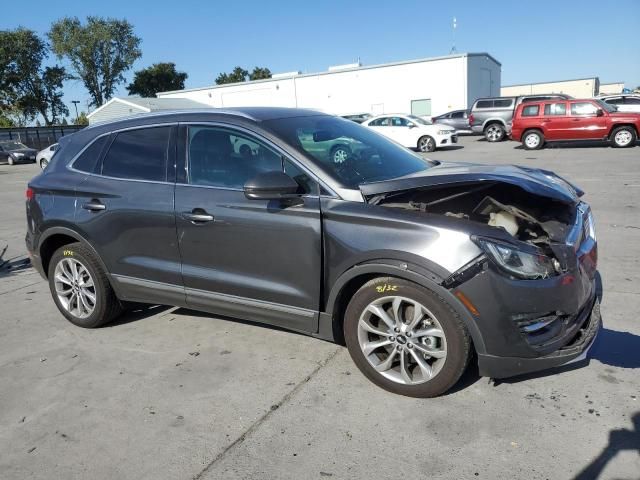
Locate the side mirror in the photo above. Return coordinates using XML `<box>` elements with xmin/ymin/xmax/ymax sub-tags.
<box><xmin>407</xmin><ymin>123</ymin><xmax>416</xmax><ymax>128</ymax></box>
<box><xmin>244</xmin><ymin>171</ymin><xmax>300</xmax><ymax>200</ymax></box>
<box><xmin>596</xmin><ymin>109</ymin><xmax>604</xmax><ymax>117</ymax></box>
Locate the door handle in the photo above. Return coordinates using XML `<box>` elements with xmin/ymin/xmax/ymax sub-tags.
<box><xmin>82</xmin><ymin>200</ymin><xmax>106</xmax><ymax>212</ymax></box>
<box><xmin>182</xmin><ymin>210</ymin><xmax>214</xmax><ymax>223</ymax></box>
<box><xmin>571</xmin><ymin>118</ymin><xmax>581</xmax><ymax>122</ymax></box>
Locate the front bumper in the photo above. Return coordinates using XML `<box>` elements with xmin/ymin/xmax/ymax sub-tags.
<box><xmin>477</xmin><ymin>296</ymin><xmax>601</xmax><ymax>378</ymax></box>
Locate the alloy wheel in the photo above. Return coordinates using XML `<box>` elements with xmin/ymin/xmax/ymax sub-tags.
<box><xmin>357</xmin><ymin>295</ymin><xmax>447</xmax><ymax>385</ymax></box>
<box><xmin>614</xmin><ymin>130</ymin><xmax>632</xmax><ymax>147</ymax></box>
<box><xmin>418</xmin><ymin>137</ymin><xmax>434</xmax><ymax>152</ymax></box>
<box><xmin>486</xmin><ymin>125</ymin><xmax>503</xmax><ymax>141</ymax></box>
<box><xmin>524</xmin><ymin>133</ymin><xmax>540</xmax><ymax>149</ymax></box>
<box><xmin>54</xmin><ymin>258</ymin><xmax>96</xmax><ymax>319</ymax></box>
<box><xmin>333</xmin><ymin>147</ymin><xmax>349</xmax><ymax>163</ymax></box>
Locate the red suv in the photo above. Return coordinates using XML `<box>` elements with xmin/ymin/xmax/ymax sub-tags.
<box><xmin>511</xmin><ymin>98</ymin><xmax>639</xmax><ymax>150</ymax></box>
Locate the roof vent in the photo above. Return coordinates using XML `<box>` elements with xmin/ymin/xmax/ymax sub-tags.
<box><xmin>328</xmin><ymin>62</ymin><xmax>362</xmax><ymax>72</ymax></box>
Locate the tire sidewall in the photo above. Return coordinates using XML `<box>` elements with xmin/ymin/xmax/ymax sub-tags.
<box><xmin>48</xmin><ymin>244</ymin><xmax>109</xmax><ymax>328</ymax></box>
<box><xmin>523</xmin><ymin>131</ymin><xmax>543</xmax><ymax>150</ymax></box>
<box><xmin>343</xmin><ymin>277</ymin><xmax>470</xmax><ymax>397</ymax></box>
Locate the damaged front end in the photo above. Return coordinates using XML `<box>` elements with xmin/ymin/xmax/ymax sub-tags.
<box><xmin>361</xmin><ymin>165</ymin><xmax>600</xmax><ymax>378</ymax></box>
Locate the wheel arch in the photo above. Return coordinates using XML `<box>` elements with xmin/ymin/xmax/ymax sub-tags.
<box><xmin>482</xmin><ymin>118</ymin><xmax>507</xmax><ymax>129</ymax></box>
<box><xmin>318</xmin><ymin>261</ymin><xmax>486</xmax><ymax>354</ymax></box>
<box><xmin>608</xmin><ymin>123</ymin><xmax>638</xmax><ymax>139</ymax></box>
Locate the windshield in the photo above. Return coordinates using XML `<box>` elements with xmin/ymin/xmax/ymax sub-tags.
<box><xmin>264</xmin><ymin>116</ymin><xmax>434</xmax><ymax>188</ymax></box>
<box><xmin>595</xmin><ymin>99</ymin><xmax>617</xmax><ymax>113</ymax></box>
<box><xmin>407</xmin><ymin>115</ymin><xmax>432</xmax><ymax>125</ymax></box>
<box><xmin>0</xmin><ymin>141</ymin><xmax>28</xmax><ymax>150</ymax></box>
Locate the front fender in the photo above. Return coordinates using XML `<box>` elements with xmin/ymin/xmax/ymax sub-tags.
<box><xmin>319</xmin><ymin>260</ymin><xmax>487</xmax><ymax>355</ymax></box>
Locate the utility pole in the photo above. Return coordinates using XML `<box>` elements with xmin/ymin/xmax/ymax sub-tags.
<box><xmin>71</xmin><ymin>100</ymin><xmax>80</xmax><ymax>124</ymax></box>
<box><xmin>450</xmin><ymin>17</ymin><xmax>458</xmax><ymax>54</ymax></box>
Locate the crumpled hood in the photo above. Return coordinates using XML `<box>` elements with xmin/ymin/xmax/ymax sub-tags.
<box><xmin>360</xmin><ymin>161</ymin><xmax>583</xmax><ymax>204</ymax></box>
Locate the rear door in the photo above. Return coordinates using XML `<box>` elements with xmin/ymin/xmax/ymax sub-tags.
<box><xmin>450</xmin><ymin>111</ymin><xmax>468</xmax><ymax>130</ymax></box>
<box><xmin>569</xmin><ymin>101</ymin><xmax>608</xmax><ymax>139</ymax></box>
<box><xmin>74</xmin><ymin>125</ymin><xmax>185</xmax><ymax>305</ymax></box>
<box><xmin>541</xmin><ymin>102</ymin><xmax>571</xmax><ymax>139</ymax></box>
<box><xmin>174</xmin><ymin>124</ymin><xmax>322</xmax><ymax>332</ymax></box>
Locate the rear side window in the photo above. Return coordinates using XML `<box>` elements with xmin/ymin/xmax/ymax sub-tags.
<box><xmin>475</xmin><ymin>100</ymin><xmax>493</xmax><ymax>109</ymax></box>
<box><xmin>73</xmin><ymin>135</ymin><xmax>109</xmax><ymax>173</ymax></box>
<box><xmin>451</xmin><ymin>111</ymin><xmax>466</xmax><ymax>119</ymax></box>
<box><xmin>544</xmin><ymin>103</ymin><xmax>567</xmax><ymax>116</ymax></box>
<box><xmin>571</xmin><ymin>102</ymin><xmax>598</xmax><ymax>115</ymax></box>
<box><xmin>102</xmin><ymin>127</ymin><xmax>171</xmax><ymax>181</ymax></box>
<box><xmin>521</xmin><ymin>105</ymin><xmax>540</xmax><ymax>117</ymax></box>
<box><xmin>494</xmin><ymin>99</ymin><xmax>514</xmax><ymax>108</ymax></box>
<box><xmin>603</xmin><ymin>97</ymin><xmax>624</xmax><ymax>105</ymax></box>
<box><xmin>625</xmin><ymin>97</ymin><xmax>640</xmax><ymax>105</ymax></box>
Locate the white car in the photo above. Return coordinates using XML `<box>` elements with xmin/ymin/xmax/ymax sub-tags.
<box><xmin>597</xmin><ymin>94</ymin><xmax>640</xmax><ymax>114</ymax></box>
<box><xmin>36</xmin><ymin>143</ymin><xmax>58</xmax><ymax>170</ymax></box>
<box><xmin>362</xmin><ymin>114</ymin><xmax>457</xmax><ymax>152</ymax></box>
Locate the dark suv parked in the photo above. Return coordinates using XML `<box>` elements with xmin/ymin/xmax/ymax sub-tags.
<box><xmin>26</xmin><ymin>108</ymin><xmax>601</xmax><ymax>397</ymax></box>
<box><xmin>470</xmin><ymin>94</ymin><xmax>572</xmax><ymax>142</ymax></box>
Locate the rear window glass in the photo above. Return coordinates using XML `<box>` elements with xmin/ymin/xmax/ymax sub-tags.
<box><xmin>73</xmin><ymin>135</ymin><xmax>109</xmax><ymax>173</ymax></box>
<box><xmin>475</xmin><ymin>100</ymin><xmax>493</xmax><ymax>109</ymax></box>
<box><xmin>544</xmin><ymin>103</ymin><xmax>567</xmax><ymax>115</ymax></box>
<box><xmin>494</xmin><ymin>99</ymin><xmax>514</xmax><ymax>108</ymax></box>
<box><xmin>521</xmin><ymin>105</ymin><xmax>540</xmax><ymax>117</ymax></box>
<box><xmin>102</xmin><ymin>127</ymin><xmax>171</xmax><ymax>181</ymax></box>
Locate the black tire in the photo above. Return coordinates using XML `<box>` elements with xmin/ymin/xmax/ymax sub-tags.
<box><xmin>417</xmin><ymin>135</ymin><xmax>436</xmax><ymax>152</ymax></box>
<box><xmin>611</xmin><ymin>126</ymin><xmax>637</xmax><ymax>148</ymax></box>
<box><xmin>40</xmin><ymin>158</ymin><xmax>48</xmax><ymax>170</ymax></box>
<box><xmin>484</xmin><ymin>123</ymin><xmax>505</xmax><ymax>142</ymax></box>
<box><xmin>8</xmin><ymin>156</ymin><xmax>14</xmax><ymax>166</ymax></box>
<box><xmin>330</xmin><ymin>144</ymin><xmax>351</xmax><ymax>164</ymax></box>
<box><xmin>47</xmin><ymin>242</ymin><xmax>122</xmax><ymax>328</ymax></box>
<box><xmin>522</xmin><ymin>130</ymin><xmax>544</xmax><ymax>150</ymax></box>
<box><xmin>343</xmin><ymin>277</ymin><xmax>471</xmax><ymax>398</ymax></box>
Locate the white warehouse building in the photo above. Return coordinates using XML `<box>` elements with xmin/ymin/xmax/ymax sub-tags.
<box><xmin>157</xmin><ymin>52</ymin><xmax>501</xmax><ymax>118</ymax></box>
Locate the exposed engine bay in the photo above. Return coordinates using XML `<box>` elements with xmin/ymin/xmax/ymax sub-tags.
<box><xmin>369</xmin><ymin>182</ymin><xmax>579</xmax><ymax>270</ymax></box>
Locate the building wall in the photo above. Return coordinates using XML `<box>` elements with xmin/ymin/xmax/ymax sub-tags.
<box><xmin>501</xmin><ymin>78</ymin><xmax>599</xmax><ymax>98</ymax></box>
<box><xmin>88</xmin><ymin>101</ymin><xmax>147</xmax><ymax>124</ymax></box>
<box><xmin>159</xmin><ymin>54</ymin><xmax>500</xmax><ymax>117</ymax></box>
<box><xmin>599</xmin><ymin>82</ymin><xmax>625</xmax><ymax>95</ymax></box>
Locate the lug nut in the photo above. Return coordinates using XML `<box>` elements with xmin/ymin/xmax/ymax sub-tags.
<box><xmin>394</xmin><ymin>327</ymin><xmax>400</xmax><ymax>333</ymax></box>
<box><xmin>408</xmin><ymin>343</ymin><xmax>413</xmax><ymax>349</ymax></box>
<box><xmin>389</xmin><ymin>336</ymin><xmax>395</xmax><ymax>342</ymax></box>
<box><xmin>406</xmin><ymin>332</ymin><xmax>412</xmax><ymax>337</ymax></box>
<box><xmin>396</xmin><ymin>345</ymin><xmax>403</xmax><ymax>351</ymax></box>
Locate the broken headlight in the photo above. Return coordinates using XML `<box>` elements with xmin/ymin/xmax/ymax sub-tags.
<box><xmin>474</xmin><ymin>238</ymin><xmax>560</xmax><ymax>280</ymax></box>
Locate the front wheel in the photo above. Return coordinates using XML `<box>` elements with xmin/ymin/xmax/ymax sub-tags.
<box><xmin>8</xmin><ymin>156</ymin><xmax>14</xmax><ymax>166</ymax></box>
<box><xmin>523</xmin><ymin>130</ymin><xmax>544</xmax><ymax>150</ymax></box>
<box><xmin>484</xmin><ymin>123</ymin><xmax>505</xmax><ymax>142</ymax></box>
<box><xmin>48</xmin><ymin>242</ymin><xmax>122</xmax><ymax>328</ymax></box>
<box><xmin>40</xmin><ymin>158</ymin><xmax>49</xmax><ymax>170</ymax></box>
<box><xmin>417</xmin><ymin>135</ymin><xmax>436</xmax><ymax>152</ymax></box>
<box><xmin>611</xmin><ymin>126</ymin><xmax>636</xmax><ymax>148</ymax></box>
<box><xmin>344</xmin><ymin>277</ymin><xmax>471</xmax><ymax>397</ymax></box>
<box><xmin>331</xmin><ymin>145</ymin><xmax>351</xmax><ymax>164</ymax></box>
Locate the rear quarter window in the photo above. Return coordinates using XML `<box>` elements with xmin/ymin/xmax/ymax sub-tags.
<box><xmin>521</xmin><ymin>105</ymin><xmax>540</xmax><ymax>117</ymax></box>
<box><xmin>72</xmin><ymin>135</ymin><xmax>110</xmax><ymax>173</ymax></box>
<box><xmin>475</xmin><ymin>100</ymin><xmax>493</xmax><ymax>109</ymax></box>
<box><xmin>494</xmin><ymin>99</ymin><xmax>514</xmax><ymax>108</ymax></box>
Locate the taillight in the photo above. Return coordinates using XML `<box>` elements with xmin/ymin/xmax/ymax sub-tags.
<box><xmin>26</xmin><ymin>187</ymin><xmax>34</xmax><ymax>200</ymax></box>
<box><xmin>469</xmin><ymin>113</ymin><xmax>474</xmax><ymax>124</ymax></box>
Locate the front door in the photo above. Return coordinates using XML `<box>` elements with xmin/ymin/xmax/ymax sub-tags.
<box><xmin>174</xmin><ymin>124</ymin><xmax>322</xmax><ymax>332</ymax></box>
<box><xmin>568</xmin><ymin>101</ymin><xmax>608</xmax><ymax>140</ymax></box>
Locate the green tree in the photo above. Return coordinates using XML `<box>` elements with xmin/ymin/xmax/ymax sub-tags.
<box><xmin>0</xmin><ymin>114</ymin><xmax>15</xmax><ymax>127</ymax></box>
<box><xmin>127</xmin><ymin>62</ymin><xmax>187</xmax><ymax>97</ymax></box>
<box><xmin>215</xmin><ymin>66</ymin><xmax>249</xmax><ymax>85</ymax></box>
<box><xmin>249</xmin><ymin>67</ymin><xmax>271</xmax><ymax>81</ymax></box>
<box><xmin>0</xmin><ymin>28</ymin><xmax>69</xmax><ymax>125</ymax></box>
<box><xmin>48</xmin><ymin>16</ymin><xmax>142</xmax><ymax>107</ymax></box>
<box><xmin>76</xmin><ymin>111</ymin><xmax>89</xmax><ymax>126</ymax></box>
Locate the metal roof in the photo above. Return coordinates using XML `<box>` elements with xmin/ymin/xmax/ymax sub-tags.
<box><xmin>158</xmin><ymin>52</ymin><xmax>501</xmax><ymax>96</ymax></box>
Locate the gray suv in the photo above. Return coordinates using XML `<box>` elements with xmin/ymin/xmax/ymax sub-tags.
<box><xmin>26</xmin><ymin>107</ymin><xmax>600</xmax><ymax>398</ymax></box>
<box><xmin>470</xmin><ymin>94</ymin><xmax>572</xmax><ymax>142</ymax></box>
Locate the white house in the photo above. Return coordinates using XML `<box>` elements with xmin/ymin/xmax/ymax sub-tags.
<box><xmin>157</xmin><ymin>52</ymin><xmax>501</xmax><ymax>117</ymax></box>
<box><xmin>86</xmin><ymin>96</ymin><xmax>208</xmax><ymax>124</ymax></box>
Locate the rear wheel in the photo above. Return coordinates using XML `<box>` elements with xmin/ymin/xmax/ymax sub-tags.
<box><xmin>344</xmin><ymin>277</ymin><xmax>471</xmax><ymax>397</ymax></box>
<box><xmin>8</xmin><ymin>156</ymin><xmax>14</xmax><ymax>165</ymax></box>
<box><xmin>611</xmin><ymin>126</ymin><xmax>636</xmax><ymax>148</ymax></box>
<box><xmin>523</xmin><ymin>130</ymin><xmax>544</xmax><ymax>150</ymax></box>
<box><xmin>417</xmin><ymin>135</ymin><xmax>436</xmax><ymax>152</ymax></box>
<box><xmin>330</xmin><ymin>144</ymin><xmax>351</xmax><ymax>164</ymax></box>
<box><xmin>40</xmin><ymin>158</ymin><xmax>49</xmax><ymax>170</ymax></box>
<box><xmin>48</xmin><ymin>242</ymin><xmax>122</xmax><ymax>328</ymax></box>
<box><xmin>484</xmin><ymin>123</ymin><xmax>505</xmax><ymax>142</ymax></box>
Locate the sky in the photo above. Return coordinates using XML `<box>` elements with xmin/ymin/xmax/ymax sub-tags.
<box><xmin>3</xmin><ymin>0</ymin><xmax>640</xmax><ymax>117</ymax></box>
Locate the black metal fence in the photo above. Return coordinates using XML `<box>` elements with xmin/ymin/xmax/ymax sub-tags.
<box><xmin>0</xmin><ymin>125</ymin><xmax>85</xmax><ymax>151</ymax></box>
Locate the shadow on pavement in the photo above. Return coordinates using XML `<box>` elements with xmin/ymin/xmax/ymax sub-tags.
<box><xmin>573</xmin><ymin>412</ymin><xmax>640</xmax><ymax>480</ymax></box>
<box><xmin>0</xmin><ymin>244</ymin><xmax>32</xmax><ymax>278</ymax></box>
<box><xmin>590</xmin><ymin>328</ymin><xmax>640</xmax><ymax>369</ymax></box>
